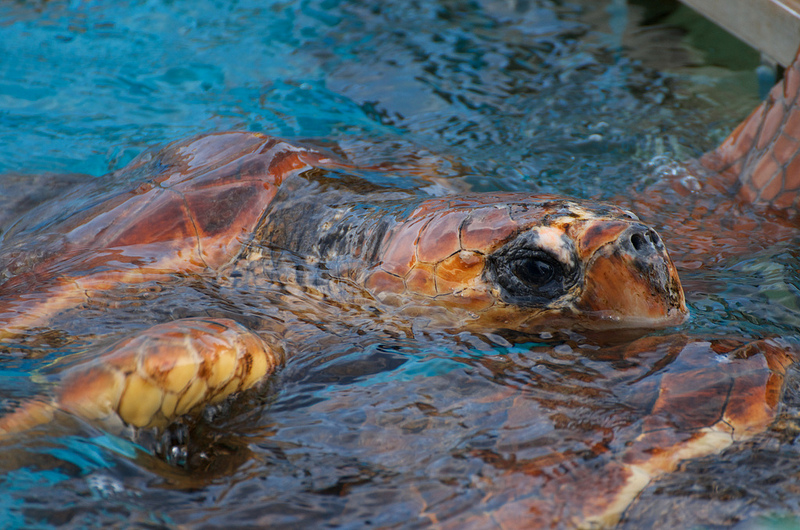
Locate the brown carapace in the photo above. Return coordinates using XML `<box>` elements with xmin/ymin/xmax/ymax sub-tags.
<box><xmin>1</xmin><ymin>43</ymin><xmax>799</xmax><ymax>530</ymax></box>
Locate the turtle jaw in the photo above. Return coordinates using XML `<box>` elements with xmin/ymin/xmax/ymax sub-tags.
<box><xmin>570</xmin><ymin>220</ymin><xmax>688</xmax><ymax>330</ymax></box>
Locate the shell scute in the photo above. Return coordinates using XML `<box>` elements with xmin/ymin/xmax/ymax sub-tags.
<box><xmin>434</xmin><ymin>250</ymin><xmax>485</xmax><ymax>294</ymax></box>
<box><xmin>633</xmin><ymin>342</ymin><xmax>733</xmax><ymax>435</ymax></box>
<box><xmin>380</xmin><ymin>218</ymin><xmax>426</xmax><ymax>276</ymax></box>
<box><xmin>723</xmin><ymin>369</ymin><xmax>774</xmax><ymax>438</ymax></box>
<box><xmin>416</xmin><ymin>210</ymin><xmax>467</xmax><ymax>264</ymax></box>
<box><xmin>62</xmin><ymin>191</ymin><xmax>163</xmax><ymax>248</ymax></box>
<box><xmin>118</xmin><ymin>373</ymin><xmax>165</xmax><ymax>428</ymax></box>
<box><xmin>408</xmin><ymin>197</ymin><xmax>456</xmax><ymax>219</ymax></box>
<box><xmin>460</xmin><ymin>207</ymin><xmax>518</xmax><ymax>252</ymax></box>
<box><xmin>169</xmin><ymin>132</ymin><xmax>269</xmax><ymax>179</ymax></box>
<box><xmin>365</xmin><ymin>269</ymin><xmax>405</xmax><ymax>295</ymax></box>
<box><xmin>772</xmin><ymin>133</ymin><xmax>800</xmax><ymax>166</ymax></box>
<box><xmin>183</xmin><ymin>182</ymin><xmax>276</xmax><ymax>268</ymax></box>
<box><xmin>170</xmin><ymin>158</ymin><xmax>257</xmax><ymax>191</ymax></box>
<box><xmin>405</xmin><ymin>263</ymin><xmax>437</xmax><ymax>297</ymax></box>
<box><xmin>750</xmin><ymin>155</ymin><xmax>781</xmax><ymax>198</ymax></box>
<box><xmin>2</xmin><ymin>38</ymin><xmax>800</xmax><ymax>529</ymax></box>
<box><xmin>758</xmin><ymin>99</ymin><xmax>787</xmax><ymax>151</ymax></box>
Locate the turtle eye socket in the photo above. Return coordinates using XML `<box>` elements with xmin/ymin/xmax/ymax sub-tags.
<box><xmin>486</xmin><ymin>230</ymin><xmax>579</xmax><ymax>307</ymax></box>
<box><xmin>511</xmin><ymin>256</ymin><xmax>558</xmax><ymax>289</ymax></box>
<box><xmin>488</xmin><ymin>248</ymin><xmax>572</xmax><ymax>307</ymax></box>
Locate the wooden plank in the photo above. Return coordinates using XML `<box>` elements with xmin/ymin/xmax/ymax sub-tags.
<box><xmin>679</xmin><ymin>0</ymin><xmax>800</xmax><ymax>66</ymax></box>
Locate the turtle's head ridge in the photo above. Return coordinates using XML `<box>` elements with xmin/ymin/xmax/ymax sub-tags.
<box><xmin>366</xmin><ymin>194</ymin><xmax>687</xmax><ymax>332</ymax></box>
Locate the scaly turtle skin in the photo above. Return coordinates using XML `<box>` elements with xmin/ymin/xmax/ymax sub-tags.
<box><xmin>0</xmin><ymin>131</ymin><xmax>685</xmax><ymax>432</ymax></box>
<box><xmin>0</xmin><ymin>132</ymin><xmax>685</xmax><ymax>338</ymax></box>
<box><xmin>0</xmin><ymin>46</ymin><xmax>799</xmax><ymax>530</ymax></box>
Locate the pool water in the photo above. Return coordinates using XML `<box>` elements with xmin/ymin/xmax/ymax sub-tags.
<box><xmin>2</xmin><ymin>0</ymin><xmax>800</xmax><ymax>528</ymax></box>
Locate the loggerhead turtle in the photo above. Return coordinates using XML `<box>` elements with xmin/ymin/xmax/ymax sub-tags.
<box><xmin>0</xmin><ymin>48</ymin><xmax>799</xmax><ymax>530</ymax></box>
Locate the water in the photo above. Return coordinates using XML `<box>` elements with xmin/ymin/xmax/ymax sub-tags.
<box><xmin>2</xmin><ymin>0</ymin><xmax>800</xmax><ymax>528</ymax></box>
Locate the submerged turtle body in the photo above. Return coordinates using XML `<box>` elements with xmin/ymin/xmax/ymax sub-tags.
<box><xmin>0</xmin><ymin>128</ymin><xmax>687</xmax><ymax>435</ymax></box>
<box><xmin>458</xmin><ymin>334</ymin><xmax>792</xmax><ymax>528</ymax></box>
<box><xmin>1</xmin><ymin>46</ymin><xmax>800</xmax><ymax>530</ymax></box>
<box><xmin>0</xmin><ymin>131</ymin><xmax>685</xmax><ymax>340</ymax></box>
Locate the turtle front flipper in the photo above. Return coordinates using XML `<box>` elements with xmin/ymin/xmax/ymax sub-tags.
<box><xmin>591</xmin><ymin>336</ymin><xmax>794</xmax><ymax>527</ymax></box>
<box><xmin>0</xmin><ymin>318</ymin><xmax>282</xmax><ymax>437</ymax></box>
<box><xmin>703</xmin><ymin>45</ymin><xmax>800</xmax><ymax>209</ymax></box>
<box><xmin>463</xmin><ymin>335</ymin><xmax>794</xmax><ymax>529</ymax></box>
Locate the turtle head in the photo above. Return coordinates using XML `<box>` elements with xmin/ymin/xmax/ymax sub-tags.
<box><xmin>484</xmin><ymin>206</ymin><xmax>687</xmax><ymax>330</ymax></box>
<box><xmin>366</xmin><ymin>195</ymin><xmax>687</xmax><ymax>332</ymax></box>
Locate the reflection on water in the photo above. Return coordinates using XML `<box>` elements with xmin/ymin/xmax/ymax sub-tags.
<box><xmin>2</xmin><ymin>0</ymin><xmax>800</xmax><ymax>528</ymax></box>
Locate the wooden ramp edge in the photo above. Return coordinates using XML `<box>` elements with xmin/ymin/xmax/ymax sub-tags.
<box><xmin>679</xmin><ymin>0</ymin><xmax>800</xmax><ymax>67</ymax></box>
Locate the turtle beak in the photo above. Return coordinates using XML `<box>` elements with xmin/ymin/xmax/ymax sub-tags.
<box><xmin>569</xmin><ymin>219</ymin><xmax>687</xmax><ymax>329</ymax></box>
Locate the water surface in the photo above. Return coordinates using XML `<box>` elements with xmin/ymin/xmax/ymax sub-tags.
<box><xmin>2</xmin><ymin>0</ymin><xmax>800</xmax><ymax>528</ymax></box>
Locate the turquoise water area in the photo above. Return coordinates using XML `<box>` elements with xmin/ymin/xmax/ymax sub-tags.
<box><xmin>2</xmin><ymin>0</ymin><xmax>800</xmax><ymax>528</ymax></box>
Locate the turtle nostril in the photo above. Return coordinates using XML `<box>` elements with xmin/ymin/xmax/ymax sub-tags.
<box><xmin>630</xmin><ymin>232</ymin><xmax>647</xmax><ymax>252</ymax></box>
<box><xmin>626</xmin><ymin>228</ymin><xmax>664</xmax><ymax>257</ymax></box>
<box><xmin>648</xmin><ymin>230</ymin><xmax>661</xmax><ymax>247</ymax></box>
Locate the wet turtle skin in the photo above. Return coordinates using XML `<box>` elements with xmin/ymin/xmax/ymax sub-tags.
<box><xmin>0</xmin><ymin>131</ymin><xmax>685</xmax><ymax>430</ymax></box>
<box><xmin>0</xmin><ymin>47</ymin><xmax>799</xmax><ymax>530</ymax></box>
<box><xmin>0</xmin><ymin>132</ymin><xmax>685</xmax><ymax>338</ymax></box>
<box><xmin>452</xmin><ymin>335</ymin><xmax>793</xmax><ymax>528</ymax></box>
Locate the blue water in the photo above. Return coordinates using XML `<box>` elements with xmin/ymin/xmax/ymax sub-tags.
<box><xmin>0</xmin><ymin>0</ymin><xmax>756</xmax><ymax>184</ymax></box>
<box><xmin>3</xmin><ymin>0</ymin><xmax>800</xmax><ymax>528</ymax></box>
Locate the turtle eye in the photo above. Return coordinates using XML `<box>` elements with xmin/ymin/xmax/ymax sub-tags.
<box><xmin>486</xmin><ymin>231</ymin><xmax>579</xmax><ymax>307</ymax></box>
<box><xmin>488</xmin><ymin>249</ymin><xmax>571</xmax><ymax>306</ymax></box>
<box><xmin>511</xmin><ymin>256</ymin><xmax>557</xmax><ymax>289</ymax></box>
